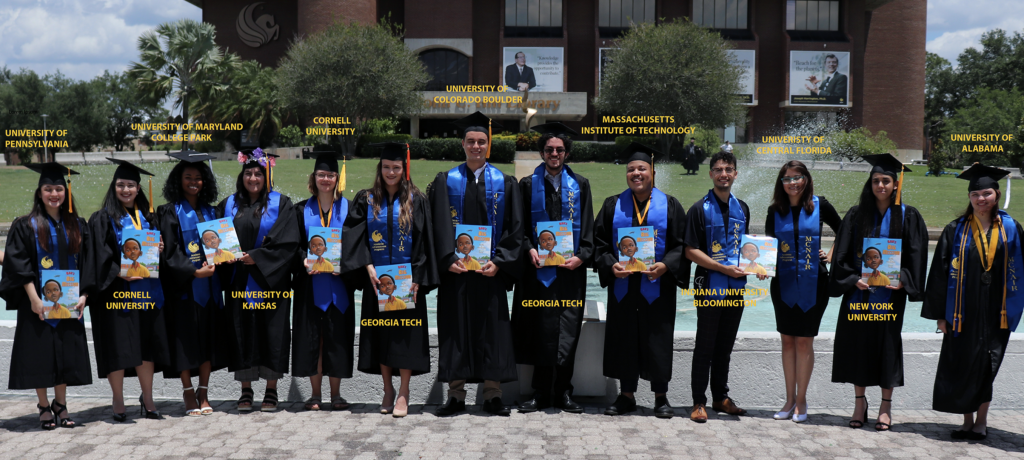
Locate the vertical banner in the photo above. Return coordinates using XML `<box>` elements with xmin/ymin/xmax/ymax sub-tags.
<box><xmin>503</xmin><ymin>47</ymin><xmax>564</xmax><ymax>92</ymax></box>
<box><xmin>727</xmin><ymin>49</ymin><xmax>756</xmax><ymax>105</ymax></box>
<box><xmin>789</xmin><ymin>51</ymin><xmax>850</xmax><ymax>106</ymax></box>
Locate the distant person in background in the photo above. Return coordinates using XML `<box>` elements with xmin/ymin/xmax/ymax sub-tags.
<box><xmin>504</xmin><ymin>52</ymin><xmax>537</xmax><ymax>92</ymax></box>
<box><xmin>682</xmin><ymin>138</ymin><xmax>703</xmax><ymax>175</ymax></box>
<box><xmin>719</xmin><ymin>141</ymin><xmax>733</xmax><ymax>154</ymax></box>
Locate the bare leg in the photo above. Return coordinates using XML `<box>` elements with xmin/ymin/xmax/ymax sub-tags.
<box><xmin>36</xmin><ymin>388</ymin><xmax>54</xmax><ymax>423</ymax></box>
<box><xmin>197</xmin><ymin>361</ymin><xmax>212</xmax><ymax>411</ymax></box>
<box><xmin>136</xmin><ymin>361</ymin><xmax>156</xmax><ymax>412</ymax></box>
<box><xmin>779</xmin><ymin>334</ymin><xmax>797</xmax><ymax>413</ymax></box>
<box><xmin>309</xmin><ymin>337</ymin><xmax>324</xmax><ymax>399</ymax></box>
<box><xmin>960</xmin><ymin>413</ymin><xmax>975</xmax><ymax>432</ymax></box>
<box><xmin>973</xmin><ymin>402</ymin><xmax>990</xmax><ymax>434</ymax></box>
<box><xmin>180</xmin><ymin>370</ymin><xmax>199</xmax><ymax>412</ymax></box>
<box><xmin>53</xmin><ymin>385</ymin><xmax>72</xmax><ymax>425</ymax></box>
<box><xmin>396</xmin><ymin>369</ymin><xmax>412</xmax><ymax>413</ymax></box>
<box><xmin>852</xmin><ymin>385</ymin><xmax>867</xmax><ymax>426</ymax></box>
<box><xmin>876</xmin><ymin>388</ymin><xmax>894</xmax><ymax>430</ymax></box>
<box><xmin>107</xmin><ymin>369</ymin><xmax>126</xmax><ymax>414</ymax></box>
<box><xmin>380</xmin><ymin>365</ymin><xmax>396</xmax><ymax>411</ymax></box>
<box><xmin>794</xmin><ymin>337</ymin><xmax>815</xmax><ymax>416</ymax></box>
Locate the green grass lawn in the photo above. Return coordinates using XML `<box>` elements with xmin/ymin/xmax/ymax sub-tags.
<box><xmin>0</xmin><ymin>159</ymin><xmax>1009</xmax><ymax>228</ymax></box>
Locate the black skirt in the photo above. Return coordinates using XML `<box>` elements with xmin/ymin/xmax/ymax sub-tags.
<box><xmin>90</xmin><ymin>285</ymin><xmax>170</xmax><ymax>377</ymax></box>
<box><xmin>9</xmin><ymin>307</ymin><xmax>92</xmax><ymax>389</ymax></box>
<box><xmin>357</xmin><ymin>291</ymin><xmax>430</xmax><ymax>375</ymax></box>
<box><xmin>162</xmin><ymin>297</ymin><xmax>230</xmax><ymax>378</ymax></box>
<box><xmin>770</xmin><ymin>274</ymin><xmax>830</xmax><ymax>337</ymax></box>
<box><xmin>292</xmin><ymin>302</ymin><xmax>355</xmax><ymax>379</ymax></box>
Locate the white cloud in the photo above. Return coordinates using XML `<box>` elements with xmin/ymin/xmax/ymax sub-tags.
<box><xmin>925</xmin><ymin>0</ymin><xmax>1024</xmax><ymax>65</ymax></box>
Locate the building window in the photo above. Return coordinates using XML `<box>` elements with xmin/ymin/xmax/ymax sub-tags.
<box><xmin>693</xmin><ymin>0</ymin><xmax>748</xmax><ymax>30</ymax></box>
<box><xmin>505</xmin><ymin>0</ymin><xmax>563</xmax><ymax>37</ymax></box>
<box><xmin>786</xmin><ymin>1</ymin><xmax>839</xmax><ymax>31</ymax></box>
<box><xmin>418</xmin><ymin>49</ymin><xmax>469</xmax><ymax>91</ymax></box>
<box><xmin>598</xmin><ymin>0</ymin><xmax>655</xmax><ymax>38</ymax></box>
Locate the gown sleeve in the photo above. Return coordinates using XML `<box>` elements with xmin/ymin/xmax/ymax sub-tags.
<box><xmin>592</xmin><ymin>195</ymin><xmax>619</xmax><ymax>288</ymax></box>
<box><xmin>339</xmin><ymin>192</ymin><xmax>372</xmax><ymax>277</ymax></box>
<box><xmin>291</xmin><ymin>199</ymin><xmax>310</xmax><ymax>277</ymax></box>
<box><xmin>828</xmin><ymin>205</ymin><xmax>861</xmax><ymax>297</ymax></box>
<box><xmin>662</xmin><ymin>195</ymin><xmax>690</xmax><ymax>288</ymax></box>
<box><xmin>157</xmin><ymin>204</ymin><xmax>198</xmax><ymax>287</ymax></box>
<box><xmin>0</xmin><ymin>218</ymin><xmax>37</xmax><ymax>307</ymax></box>
<box><xmin>901</xmin><ymin>206</ymin><xmax>930</xmax><ymax>302</ymax></box>
<box><xmin>82</xmin><ymin>210</ymin><xmax>119</xmax><ymax>296</ymax></box>
<box><xmin>428</xmin><ymin>172</ymin><xmax>458</xmax><ymax>274</ymax></box>
<box><xmin>818</xmin><ymin>197</ymin><xmax>843</xmax><ymax>233</ymax></box>
<box><xmin>922</xmin><ymin>221</ymin><xmax>957</xmax><ymax>320</ymax></box>
<box><xmin>245</xmin><ymin>195</ymin><xmax>300</xmax><ymax>288</ymax></box>
<box><xmin>764</xmin><ymin>207</ymin><xmax>776</xmax><ymax>238</ymax></box>
<box><xmin>518</xmin><ymin>176</ymin><xmax>535</xmax><ymax>253</ymax></box>
<box><xmin>491</xmin><ymin>174</ymin><xmax>525</xmax><ymax>287</ymax></box>
<box><xmin>576</xmin><ymin>177</ymin><xmax>596</xmax><ymax>267</ymax></box>
<box><xmin>412</xmin><ymin>193</ymin><xmax>440</xmax><ymax>289</ymax></box>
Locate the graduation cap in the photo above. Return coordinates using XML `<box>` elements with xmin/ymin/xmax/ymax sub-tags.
<box><xmin>167</xmin><ymin>150</ymin><xmax>216</xmax><ymax>163</ymax></box>
<box><xmin>622</xmin><ymin>142</ymin><xmax>660</xmax><ymax>166</ymax></box>
<box><xmin>107</xmin><ymin>158</ymin><xmax>157</xmax><ymax>213</ymax></box>
<box><xmin>237</xmin><ymin>148</ymin><xmax>279</xmax><ymax>191</ymax></box>
<box><xmin>862</xmin><ymin>153</ymin><xmax>911</xmax><ymax>205</ymax></box>
<box><xmin>451</xmin><ymin>112</ymin><xmax>504</xmax><ymax>159</ymax></box>
<box><xmin>530</xmin><ymin>122</ymin><xmax>578</xmax><ymax>137</ymax></box>
<box><xmin>26</xmin><ymin>162</ymin><xmax>80</xmax><ymax>213</ymax></box>
<box><xmin>959</xmin><ymin>163</ymin><xmax>1009</xmax><ymax>191</ymax></box>
<box><xmin>308</xmin><ymin>151</ymin><xmax>346</xmax><ymax>193</ymax></box>
<box><xmin>370</xmin><ymin>142</ymin><xmax>411</xmax><ymax>181</ymax></box>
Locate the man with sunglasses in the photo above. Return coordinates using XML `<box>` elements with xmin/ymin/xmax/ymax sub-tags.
<box><xmin>512</xmin><ymin>123</ymin><xmax>594</xmax><ymax>414</ymax></box>
<box><xmin>683</xmin><ymin>150</ymin><xmax>751</xmax><ymax>422</ymax></box>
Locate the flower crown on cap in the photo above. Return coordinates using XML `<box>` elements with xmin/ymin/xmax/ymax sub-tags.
<box><xmin>237</xmin><ymin>147</ymin><xmax>275</xmax><ymax>168</ymax></box>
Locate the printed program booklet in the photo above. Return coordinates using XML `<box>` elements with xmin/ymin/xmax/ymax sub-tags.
<box><xmin>306</xmin><ymin>227</ymin><xmax>342</xmax><ymax>274</ymax></box>
<box><xmin>861</xmin><ymin>238</ymin><xmax>902</xmax><ymax>288</ymax></box>
<box><xmin>120</xmin><ymin>228</ymin><xmax>160</xmax><ymax>278</ymax></box>
<box><xmin>375</xmin><ymin>263</ymin><xmax>415</xmax><ymax>312</ymax></box>
<box><xmin>454</xmin><ymin>224</ymin><xmax>491</xmax><ymax>270</ymax></box>
<box><xmin>536</xmin><ymin>221</ymin><xmax>573</xmax><ymax>266</ymax></box>
<box><xmin>196</xmin><ymin>218</ymin><xmax>243</xmax><ymax>265</ymax></box>
<box><xmin>739</xmin><ymin>235</ymin><xmax>778</xmax><ymax>277</ymax></box>
<box><xmin>617</xmin><ymin>226</ymin><xmax>655</xmax><ymax>272</ymax></box>
<box><xmin>40</xmin><ymin>270</ymin><xmax>81</xmax><ymax>320</ymax></box>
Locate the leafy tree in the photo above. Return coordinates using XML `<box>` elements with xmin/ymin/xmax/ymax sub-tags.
<box><xmin>275</xmin><ymin>19</ymin><xmax>428</xmax><ymax>156</ymax></box>
<box><xmin>0</xmin><ymin>67</ymin><xmax>49</xmax><ymax>163</ymax></box>
<box><xmin>128</xmin><ymin>18</ymin><xmax>239</xmax><ymax>150</ymax></box>
<box><xmin>924</xmin><ymin>52</ymin><xmax>958</xmax><ymax>146</ymax></box>
<box><xmin>94</xmin><ymin>71</ymin><xmax>163</xmax><ymax>151</ymax></box>
<box><xmin>943</xmin><ymin>87</ymin><xmax>1024</xmax><ymax>167</ymax></box>
<box><xmin>276</xmin><ymin>125</ymin><xmax>303</xmax><ymax>147</ymax></box>
<box><xmin>592</xmin><ymin>18</ymin><xmax>745</xmax><ymax>156</ymax></box>
<box><xmin>824</xmin><ymin>127</ymin><xmax>898</xmax><ymax>162</ymax></box>
<box><xmin>43</xmin><ymin>72</ymin><xmax>108</xmax><ymax>152</ymax></box>
<box><xmin>955</xmin><ymin>29</ymin><xmax>1024</xmax><ymax>97</ymax></box>
<box><xmin>207</xmin><ymin>60</ymin><xmax>289</xmax><ymax>148</ymax></box>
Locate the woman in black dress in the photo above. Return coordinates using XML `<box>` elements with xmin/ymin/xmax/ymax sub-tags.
<box><xmin>764</xmin><ymin>161</ymin><xmax>842</xmax><ymax>423</ymax></box>
<box><xmin>0</xmin><ymin>163</ymin><xmax>91</xmax><ymax>429</ymax></box>
<box><xmin>829</xmin><ymin>154</ymin><xmax>928</xmax><ymax>431</ymax></box>
<box><xmin>157</xmin><ymin>151</ymin><xmax>228</xmax><ymax>416</ymax></box>
<box><xmin>348</xmin><ymin>143</ymin><xmax>438</xmax><ymax>417</ymax></box>
<box><xmin>218</xmin><ymin>149</ymin><xmax>299</xmax><ymax>412</ymax></box>
<box><xmin>923</xmin><ymin>164</ymin><xmax>1023</xmax><ymax>440</ymax></box>
<box><xmin>83</xmin><ymin>159</ymin><xmax>168</xmax><ymax>421</ymax></box>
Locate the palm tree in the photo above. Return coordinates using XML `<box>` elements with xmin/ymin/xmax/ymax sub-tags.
<box><xmin>209</xmin><ymin>60</ymin><xmax>288</xmax><ymax>144</ymax></box>
<box><xmin>128</xmin><ymin>19</ymin><xmax>238</xmax><ymax>150</ymax></box>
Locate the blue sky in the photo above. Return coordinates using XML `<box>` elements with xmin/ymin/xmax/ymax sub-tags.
<box><xmin>0</xmin><ymin>0</ymin><xmax>1019</xmax><ymax>82</ymax></box>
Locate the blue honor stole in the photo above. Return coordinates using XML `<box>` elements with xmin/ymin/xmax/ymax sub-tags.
<box><xmin>368</xmin><ymin>193</ymin><xmax>412</xmax><ymax>266</ymax></box>
<box><xmin>175</xmin><ymin>200</ymin><xmax>222</xmax><ymax>308</ymax></box>
<box><xmin>531</xmin><ymin>164</ymin><xmax>581</xmax><ymax>287</ymax></box>
<box><xmin>862</xmin><ymin>205</ymin><xmax>905</xmax><ymax>315</ymax></box>
<box><xmin>226</xmin><ymin>191</ymin><xmax>281</xmax><ymax>307</ymax></box>
<box><xmin>31</xmin><ymin>216</ymin><xmax>76</xmax><ymax>327</ymax></box>
<box><xmin>303</xmin><ymin>196</ymin><xmax>349</xmax><ymax>313</ymax></box>
<box><xmin>776</xmin><ymin>196</ymin><xmax>820</xmax><ymax>311</ymax></box>
<box><xmin>946</xmin><ymin>210</ymin><xmax>1024</xmax><ymax>336</ymax></box>
<box><xmin>611</xmin><ymin>188</ymin><xmax>667</xmax><ymax>304</ymax></box>
<box><xmin>111</xmin><ymin>212</ymin><xmax>165</xmax><ymax>309</ymax></box>
<box><xmin>446</xmin><ymin>163</ymin><xmax>505</xmax><ymax>257</ymax></box>
<box><xmin>703</xmin><ymin>190</ymin><xmax>747</xmax><ymax>301</ymax></box>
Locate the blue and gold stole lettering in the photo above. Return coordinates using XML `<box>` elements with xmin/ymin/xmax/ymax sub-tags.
<box><xmin>226</xmin><ymin>191</ymin><xmax>281</xmax><ymax>307</ymax></box>
<box><xmin>946</xmin><ymin>210</ymin><xmax>1024</xmax><ymax>336</ymax></box>
<box><xmin>530</xmin><ymin>164</ymin><xmax>581</xmax><ymax>287</ymax></box>
<box><xmin>303</xmin><ymin>196</ymin><xmax>349</xmax><ymax>312</ymax></box>
<box><xmin>611</xmin><ymin>188</ymin><xmax>667</xmax><ymax>304</ymax></box>
<box><xmin>861</xmin><ymin>205</ymin><xmax>904</xmax><ymax>315</ymax></box>
<box><xmin>703</xmin><ymin>190</ymin><xmax>746</xmax><ymax>301</ymax></box>
<box><xmin>110</xmin><ymin>211</ymin><xmax>164</xmax><ymax>309</ymax></box>
<box><xmin>446</xmin><ymin>163</ymin><xmax>505</xmax><ymax>257</ymax></box>
<box><xmin>776</xmin><ymin>196</ymin><xmax>820</xmax><ymax>311</ymax></box>
<box><xmin>32</xmin><ymin>216</ymin><xmax>76</xmax><ymax>327</ymax></box>
<box><xmin>175</xmin><ymin>200</ymin><xmax>222</xmax><ymax>308</ymax></box>
<box><xmin>368</xmin><ymin>193</ymin><xmax>412</xmax><ymax>266</ymax></box>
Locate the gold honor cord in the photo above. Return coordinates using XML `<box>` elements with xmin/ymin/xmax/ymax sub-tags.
<box><xmin>632</xmin><ymin>193</ymin><xmax>651</xmax><ymax>225</ymax></box>
<box><xmin>895</xmin><ymin>163</ymin><xmax>904</xmax><ymax>206</ymax></box>
<box><xmin>67</xmin><ymin>167</ymin><xmax>73</xmax><ymax>213</ymax></box>
<box><xmin>123</xmin><ymin>206</ymin><xmax>143</xmax><ymax>230</ymax></box>
<box><xmin>970</xmin><ymin>215</ymin><xmax>1000</xmax><ymax>273</ymax></box>
<box><xmin>953</xmin><ymin>226</ymin><xmax>969</xmax><ymax>333</ymax></box>
<box><xmin>1000</xmin><ymin>220</ymin><xmax>1010</xmax><ymax>329</ymax></box>
<box><xmin>316</xmin><ymin>195</ymin><xmax>333</xmax><ymax>228</ymax></box>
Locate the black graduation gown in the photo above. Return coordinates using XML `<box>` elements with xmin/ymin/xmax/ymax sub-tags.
<box><xmin>511</xmin><ymin>173</ymin><xmax>595</xmax><ymax>367</ymax></box>
<box><xmin>217</xmin><ymin>194</ymin><xmax>299</xmax><ymax>375</ymax></box>
<box><xmin>349</xmin><ymin>190</ymin><xmax>439</xmax><ymax>375</ymax></box>
<box><xmin>764</xmin><ymin>197</ymin><xmax>843</xmax><ymax>337</ymax></box>
<box><xmin>83</xmin><ymin>208</ymin><xmax>170</xmax><ymax>377</ymax></box>
<box><xmin>829</xmin><ymin>204</ymin><xmax>928</xmax><ymax>388</ymax></box>
<box><xmin>594</xmin><ymin>192</ymin><xmax>689</xmax><ymax>383</ymax></box>
<box><xmin>922</xmin><ymin>218</ymin><xmax>1023</xmax><ymax>413</ymax></box>
<box><xmin>157</xmin><ymin>202</ymin><xmax>230</xmax><ymax>377</ymax></box>
<box><xmin>1</xmin><ymin>216</ymin><xmax>93</xmax><ymax>389</ymax></box>
<box><xmin>427</xmin><ymin>167</ymin><xmax>524</xmax><ymax>383</ymax></box>
<box><xmin>291</xmin><ymin>197</ymin><xmax>361</xmax><ymax>379</ymax></box>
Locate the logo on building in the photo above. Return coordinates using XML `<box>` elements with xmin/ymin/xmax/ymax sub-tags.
<box><xmin>236</xmin><ymin>2</ymin><xmax>280</xmax><ymax>48</ymax></box>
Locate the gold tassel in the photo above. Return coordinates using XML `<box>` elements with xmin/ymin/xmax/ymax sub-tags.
<box><xmin>148</xmin><ymin>177</ymin><xmax>154</xmax><ymax>213</ymax></box>
<box><xmin>338</xmin><ymin>157</ymin><xmax>347</xmax><ymax>194</ymax></box>
<box><xmin>406</xmin><ymin>143</ymin><xmax>411</xmax><ymax>181</ymax></box>
<box><xmin>66</xmin><ymin>167</ymin><xmax>73</xmax><ymax>213</ymax></box>
<box><xmin>895</xmin><ymin>163</ymin><xmax>904</xmax><ymax>205</ymax></box>
<box><xmin>485</xmin><ymin>119</ymin><xmax>492</xmax><ymax>159</ymax></box>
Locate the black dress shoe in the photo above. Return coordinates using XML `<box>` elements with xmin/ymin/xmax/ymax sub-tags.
<box><xmin>555</xmin><ymin>392</ymin><xmax>584</xmax><ymax>414</ymax></box>
<box><xmin>654</xmin><ymin>396</ymin><xmax>674</xmax><ymax>419</ymax></box>
<box><xmin>483</xmin><ymin>397</ymin><xmax>511</xmax><ymax>416</ymax></box>
<box><xmin>112</xmin><ymin>412</ymin><xmax>128</xmax><ymax>422</ymax></box>
<box><xmin>951</xmin><ymin>430</ymin><xmax>969</xmax><ymax>439</ymax></box>
<box><xmin>518</xmin><ymin>396</ymin><xmax>550</xmax><ymax>413</ymax></box>
<box><xmin>604</xmin><ymin>394</ymin><xmax>637</xmax><ymax>416</ymax></box>
<box><xmin>967</xmin><ymin>430</ymin><xmax>988</xmax><ymax>441</ymax></box>
<box><xmin>435</xmin><ymin>397</ymin><xmax>465</xmax><ymax>416</ymax></box>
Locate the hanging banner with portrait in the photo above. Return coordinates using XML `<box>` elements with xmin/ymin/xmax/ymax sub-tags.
<box><xmin>789</xmin><ymin>51</ymin><xmax>850</xmax><ymax>106</ymax></box>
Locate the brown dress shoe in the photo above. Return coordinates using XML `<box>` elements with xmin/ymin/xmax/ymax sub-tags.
<box><xmin>690</xmin><ymin>404</ymin><xmax>708</xmax><ymax>423</ymax></box>
<box><xmin>712</xmin><ymin>398</ymin><xmax>748</xmax><ymax>416</ymax></box>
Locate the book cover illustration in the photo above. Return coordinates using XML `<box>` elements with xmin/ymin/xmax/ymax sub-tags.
<box><xmin>617</xmin><ymin>226</ymin><xmax>655</xmax><ymax>272</ymax></box>
<box><xmin>120</xmin><ymin>229</ymin><xmax>160</xmax><ymax>279</ymax></box>
<box><xmin>861</xmin><ymin>238</ymin><xmax>901</xmax><ymax>288</ymax></box>
<box><xmin>738</xmin><ymin>235</ymin><xmax>777</xmax><ymax>277</ymax></box>
<box><xmin>196</xmin><ymin>218</ymin><xmax>243</xmax><ymax>265</ymax></box>
<box><xmin>306</xmin><ymin>227</ymin><xmax>342</xmax><ymax>274</ymax></box>
<box><xmin>376</xmin><ymin>263</ymin><xmax>414</xmax><ymax>312</ymax></box>
<box><xmin>40</xmin><ymin>270</ymin><xmax>81</xmax><ymax>320</ymax></box>
<box><xmin>536</xmin><ymin>221</ymin><xmax>574</xmax><ymax>266</ymax></box>
<box><xmin>454</xmin><ymin>224</ymin><xmax>491</xmax><ymax>270</ymax></box>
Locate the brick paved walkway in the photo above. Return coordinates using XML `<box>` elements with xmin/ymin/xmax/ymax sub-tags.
<box><xmin>1</xmin><ymin>396</ymin><xmax>1023</xmax><ymax>459</ymax></box>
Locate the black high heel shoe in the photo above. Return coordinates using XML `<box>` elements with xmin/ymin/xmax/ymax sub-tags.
<box><xmin>139</xmin><ymin>395</ymin><xmax>164</xmax><ymax>420</ymax></box>
<box><xmin>112</xmin><ymin>410</ymin><xmax>127</xmax><ymax>422</ymax></box>
<box><xmin>38</xmin><ymin>404</ymin><xmax>56</xmax><ymax>431</ymax></box>
<box><xmin>51</xmin><ymin>399</ymin><xmax>75</xmax><ymax>428</ymax></box>
<box><xmin>849</xmin><ymin>395</ymin><xmax>868</xmax><ymax>429</ymax></box>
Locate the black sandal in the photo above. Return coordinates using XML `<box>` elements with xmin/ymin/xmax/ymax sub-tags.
<box><xmin>331</xmin><ymin>395</ymin><xmax>350</xmax><ymax>411</ymax></box>
<box><xmin>51</xmin><ymin>399</ymin><xmax>75</xmax><ymax>428</ymax></box>
<box><xmin>875</xmin><ymin>398</ymin><xmax>893</xmax><ymax>431</ymax></box>
<box><xmin>849</xmin><ymin>395</ymin><xmax>868</xmax><ymax>429</ymax></box>
<box><xmin>261</xmin><ymin>388</ymin><xmax>279</xmax><ymax>412</ymax></box>
<box><xmin>38</xmin><ymin>404</ymin><xmax>56</xmax><ymax>431</ymax></box>
<box><xmin>237</xmin><ymin>387</ymin><xmax>255</xmax><ymax>412</ymax></box>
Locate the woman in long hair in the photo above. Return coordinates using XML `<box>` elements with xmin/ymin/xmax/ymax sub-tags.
<box><xmin>157</xmin><ymin>151</ymin><xmax>228</xmax><ymax>416</ymax></box>
<box><xmin>829</xmin><ymin>154</ymin><xmax>928</xmax><ymax>431</ymax></box>
<box><xmin>0</xmin><ymin>163</ymin><xmax>91</xmax><ymax>429</ymax></box>
<box><xmin>292</xmin><ymin>151</ymin><xmax>359</xmax><ymax>411</ymax></box>
<box><xmin>218</xmin><ymin>149</ymin><xmax>299</xmax><ymax>412</ymax></box>
<box><xmin>83</xmin><ymin>159</ymin><xmax>168</xmax><ymax>421</ymax></box>
<box><xmin>348</xmin><ymin>143</ymin><xmax>438</xmax><ymax>417</ymax></box>
<box><xmin>764</xmin><ymin>161</ymin><xmax>842</xmax><ymax>423</ymax></box>
<box><xmin>923</xmin><ymin>164</ymin><xmax>1024</xmax><ymax>441</ymax></box>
